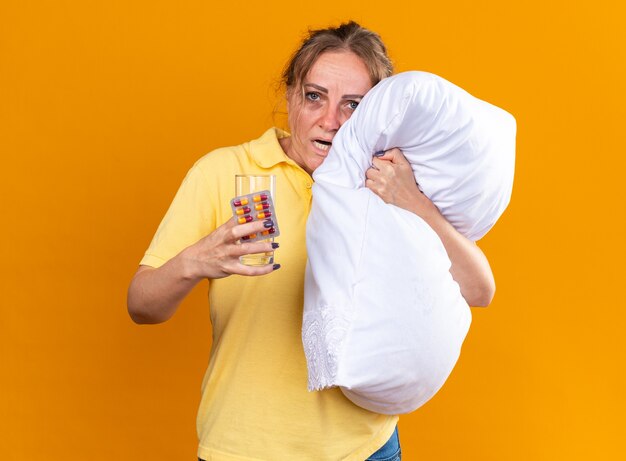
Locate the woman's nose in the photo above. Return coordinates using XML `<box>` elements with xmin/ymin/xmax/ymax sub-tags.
<box><xmin>319</xmin><ymin>106</ymin><xmax>341</xmax><ymax>131</ymax></box>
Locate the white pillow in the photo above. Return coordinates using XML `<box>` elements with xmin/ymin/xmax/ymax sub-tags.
<box><xmin>302</xmin><ymin>71</ymin><xmax>516</xmax><ymax>414</ymax></box>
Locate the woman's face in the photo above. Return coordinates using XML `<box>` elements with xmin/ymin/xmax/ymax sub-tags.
<box><xmin>282</xmin><ymin>51</ymin><xmax>373</xmax><ymax>174</ymax></box>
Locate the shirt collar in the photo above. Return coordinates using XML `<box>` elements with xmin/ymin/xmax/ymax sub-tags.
<box><xmin>249</xmin><ymin>127</ymin><xmax>295</xmax><ymax>169</ymax></box>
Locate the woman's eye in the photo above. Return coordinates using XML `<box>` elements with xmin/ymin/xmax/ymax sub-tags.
<box><xmin>305</xmin><ymin>92</ymin><xmax>320</xmax><ymax>102</ymax></box>
<box><xmin>348</xmin><ymin>101</ymin><xmax>359</xmax><ymax>110</ymax></box>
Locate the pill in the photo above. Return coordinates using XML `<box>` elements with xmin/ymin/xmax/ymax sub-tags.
<box><xmin>268</xmin><ymin>228</ymin><xmax>276</xmax><ymax>234</ymax></box>
<box><xmin>236</xmin><ymin>206</ymin><xmax>251</xmax><ymax>215</ymax></box>
<box><xmin>237</xmin><ymin>215</ymin><xmax>253</xmax><ymax>224</ymax></box>
<box><xmin>257</xmin><ymin>211</ymin><xmax>272</xmax><ymax>219</ymax></box>
<box><xmin>255</xmin><ymin>202</ymin><xmax>270</xmax><ymax>211</ymax></box>
<box><xmin>253</xmin><ymin>193</ymin><xmax>268</xmax><ymax>202</ymax></box>
<box><xmin>233</xmin><ymin>198</ymin><xmax>249</xmax><ymax>206</ymax></box>
<box><xmin>261</xmin><ymin>230</ymin><xmax>269</xmax><ymax>236</ymax></box>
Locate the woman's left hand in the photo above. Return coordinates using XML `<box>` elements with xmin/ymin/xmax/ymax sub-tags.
<box><xmin>366</xmin><ymin>148</ymin><xmax>437</xmax><ymax>220</ymax></box>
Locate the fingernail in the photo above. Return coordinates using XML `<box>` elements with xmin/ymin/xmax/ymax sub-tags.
<box><xmin>374</xmin><ymin>150</ymin><xmax>385</xmax><ymax>157</ymax></box>
<box><xmin>273</xmin><ymin>263</ymin><xmax>281</xmax><ymax>270</ymax></box>
<box><xmin>264</xmin><ymin>219</ymin><xmax>274</xmax><ymax>228</ymax></box>
<box><xmin>271</xmin><ymin>242</ymin><xmax>280</xmax><ymax>249</ymax></box>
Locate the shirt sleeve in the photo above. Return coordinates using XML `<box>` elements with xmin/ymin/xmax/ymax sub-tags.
<box><xmin>140</xmin><ymin>163</ymin><xmax>218</xmax><ymax>268</ymax></box>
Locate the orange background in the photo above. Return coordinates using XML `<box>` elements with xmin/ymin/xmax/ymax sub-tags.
<box><xmin>1</xmin><ymin>1</ymin><xmax>624</xmax><ymax>460</ymax></box>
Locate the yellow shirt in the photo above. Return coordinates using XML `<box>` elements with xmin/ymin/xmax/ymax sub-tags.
<box><xmin>141</xmin><ymin>128</ymin><xmax>398</xmax><ymax>461</ymax></box>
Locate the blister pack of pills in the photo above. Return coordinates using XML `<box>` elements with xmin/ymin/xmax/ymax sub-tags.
<box><xmin>230</xmin><ymin>190</ymin><xmax>280</xmax><ymax>242</ymax></box>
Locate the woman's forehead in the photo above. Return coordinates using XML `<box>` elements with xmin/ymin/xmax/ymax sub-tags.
<box><xmin>305</xmin><ymin>51</ymin><xmax>372</xmax><ymax>93</ymax></box>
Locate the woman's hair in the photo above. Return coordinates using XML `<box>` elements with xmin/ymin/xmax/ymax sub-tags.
<box><xmin>282</xmin><ymin>21</ymin><xmax>393</xmax><ymax>92</ymax></box>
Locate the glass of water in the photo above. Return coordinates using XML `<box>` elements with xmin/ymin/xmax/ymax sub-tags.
<box><xmin>235</xmin><ymin>174</ymin><xmax>276</xmax><ymax>266</ymax></box>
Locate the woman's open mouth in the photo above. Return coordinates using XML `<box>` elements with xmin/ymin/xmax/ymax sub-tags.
<box><xmin>313</xmin><ymin>139</ymin><xmax>332</xmax><ymax>152</ymax></box>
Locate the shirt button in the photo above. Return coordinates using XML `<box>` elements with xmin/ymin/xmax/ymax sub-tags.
<box><xmin>305</xmin><ymin>182</ymin><xmax>312</xmax><ymax>189</ymax></box>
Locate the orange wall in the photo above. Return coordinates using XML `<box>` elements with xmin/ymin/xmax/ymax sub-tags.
<box><xmin>1</xmin><ymin>1</ymin><xmax>624</xmax><ymax>459</ymax></box>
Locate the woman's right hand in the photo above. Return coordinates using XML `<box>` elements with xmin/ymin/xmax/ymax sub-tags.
<box><xmin>183</xmin><ymin>217</ymin><xmax>278</xmax><ymax>280</ymax></box>
<box><xmin>127</xmin><ymin>217</ymin><xmax>278</xmax><ymax>324</ymax></box>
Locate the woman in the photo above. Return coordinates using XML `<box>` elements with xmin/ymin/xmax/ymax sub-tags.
<box><xmin>127</xmin><ymin>21</ymin><xmax>494</xmax><ymax>461</ymax></box>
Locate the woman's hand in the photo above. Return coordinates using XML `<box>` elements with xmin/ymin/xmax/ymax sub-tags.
<box><xmin>366</xmin><ymin>148</ymin><xmax>436</xmax><ymax>216</ymax></box>
<box><xmin>127</xmin><ymin>218</ymin><xmax>278</xmax><ymax>324</ymax></box>
<box><xmin>366</xmin><ymin>148</ymin><xmax>495</xmax><ymax>307</ymax></box>
<box><xmin>183</xmin><ymin>217</ymin><xmax>278</xmax><ymax>280</ymax></box>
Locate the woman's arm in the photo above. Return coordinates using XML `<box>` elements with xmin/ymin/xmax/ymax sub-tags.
<box><xmin>127</xmin><ymin>218</ymin><xmax>278</xmax><ymax>324</ymax></box>
<box><xmin>365</xmin><ymin>148</ymin><xmax>495</xmax><ymax>307</ymax></box>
